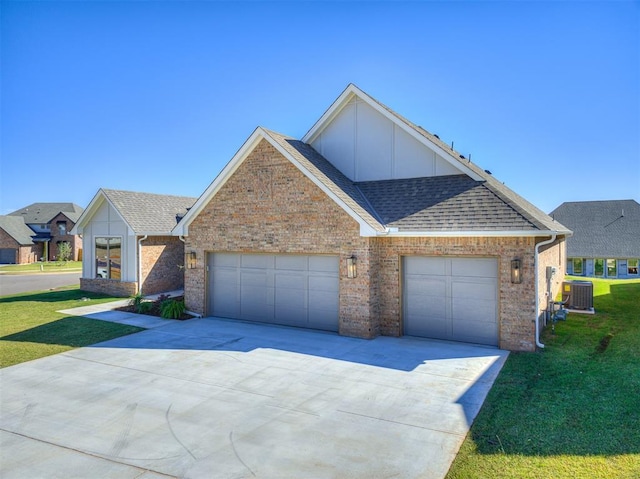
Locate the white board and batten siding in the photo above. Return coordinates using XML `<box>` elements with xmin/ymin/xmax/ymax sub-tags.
<box><xmin>208</xmin><ymin>253</ymin><xmax>340</xmax><ymax>332</ymax></box>
<box><xmin>311</xmin><ymin>96</ymin><xmax>462</xmax><ymax>182</ymax></box>
<box><xmin>81</xmin><ymin>200</ymin><xmax>136</xmax><ymax>281</ymax></box>
<box><xmin>403</xmin><ymin>257</ymin><xmax>499</xmax><ymax>346</ymax></box>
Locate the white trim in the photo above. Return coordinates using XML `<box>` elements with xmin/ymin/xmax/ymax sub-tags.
<box><xmin>302</xmin><ymin>84</ymin><xmax>482</xmax><ymax>181</ymax></box>
<box><xmin>173</xmin><ymin>127</ymin><xmax>381</xmax><ymax>237</ymax></box>
<box><xmin>374</xmin><ymin>229</ymin><xmax>564</xmax><ymax>238</ymax></box>
<box><xmin>71</xmin><ymin>189</ymin><xmax>135</xmax><ymax>237</ymax></box>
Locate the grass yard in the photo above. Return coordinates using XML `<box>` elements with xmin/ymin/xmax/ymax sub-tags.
<box><xmin>0</xmin><ymin>285</ymin><xmax>143</xmax><ymax>368</ymax></box>
<box><xmin>447</xmin><ymin>277</ymin><xmax>640</xmax><ymax>479</ymax></box>
<box><xmin>0</xmin><ymin>261</ymin><xmax>82</xmax><ymax>273</ymax></box>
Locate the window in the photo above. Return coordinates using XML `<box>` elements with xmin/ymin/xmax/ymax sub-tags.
<box><xmin>628</xmin><ymin>259</ymin><xmax>638</xmax><ymax>275</ymax></box>
<box><xmin>606</xmin><ymin>259</ymin><xmax>617</xmax><ymax>277</ymax></box>
<box><xmin>95</xmin><ymin>237</ymin><xmax>121</xmax><ymax>280</ymax></box>
<box><xmin>594</xmin><ymin>259</ymin><xmax>604</xmax><ymax>277</ymax></box>
<box><xmin>572</xmin><ymin>258</ymin><xmax>583</xmax><ymax>275</ymax></box>
<box><xmin>57</xmin><ymin>221</ymin><xmax>66</xmax><ymax>235</ymax></box>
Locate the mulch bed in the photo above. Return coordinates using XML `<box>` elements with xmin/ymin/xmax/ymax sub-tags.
<box><xmin>116</xmin><ymin>295</ymin><xmax>194</xmax><ymax>321</ymax></box>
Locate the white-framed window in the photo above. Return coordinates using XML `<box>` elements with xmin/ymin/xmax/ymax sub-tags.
<box><xmin>628</xmin><ymin>259</ymin><xmax>639</xmax><ymax>275</ymax></box>
<box><xmin>572</xmin><ymin>258</ymin><xmax>583</xmax><ymax>275</ymax></box>
<box><xmin>594</xmin><ymin>259</ymin><xmax>604</xmax><ymax>277</ymax></box>
<box><xmin>606</xmin><ymin>259</ymin><xmax>617</xmax><ymax>277</ymax></box>
<box><xmin>95</xmin><ymin>237</ymin><xmax>122</xmax><ymax>280</ymax></box>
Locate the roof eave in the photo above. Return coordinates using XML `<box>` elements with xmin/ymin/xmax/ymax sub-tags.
<box><xmin>373</xmin><ymin>229</ymin><xmax>572</xmax><ymax>238</ymax></box>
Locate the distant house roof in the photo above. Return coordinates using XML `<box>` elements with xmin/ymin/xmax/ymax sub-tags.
<box><xmin>0</xmin><ymin>216</ymin><xmax>35</xmax><ymax>245</ymax></box>
<box><xmin>74</xmin><ymin>189</ymin><xmax>197</xmax><ymax>236</ymax></box>
<box><xmin>550</xmin><ymin>200</ymin><xmax>640</xmax><ymax>258</ymax></box>
<box><xmin>8</xmin><ymin>203</ymin><xmax>84</xmax><ymax>224</ymax></box>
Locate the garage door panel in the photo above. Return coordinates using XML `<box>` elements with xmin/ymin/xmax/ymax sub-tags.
<box><xmin>451</xmin><ymin>258</ymin><xmax>497</xmax><ymax>277</ymax></box>
<box><xmin>209</xmin><ymin>253</ymin><xmax>338</xmax><ymax>332</ymax></box>
<box><xmin>403</xmin><ymin>257</ymin><xmax>498</xmax><ymax>346</ymax></box>
<box><xmin>0</xmin><ymin>249</ymin><xmax>17</xmax><ymax>264</ymax></box>
<box><xmin>405</xmin><ymin>256</ymin><xmax>446</xmax><ymax>275</ymax></box>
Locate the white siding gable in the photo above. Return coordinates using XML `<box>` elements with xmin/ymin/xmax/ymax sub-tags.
<box><xmin>310</xmin><ymin>96</ymin><xmax>465</xmax><ymax>182</ymax></box>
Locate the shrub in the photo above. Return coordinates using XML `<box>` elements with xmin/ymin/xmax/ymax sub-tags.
<box><xmin>160</xmin><ymin>299</ymin><xmax>186</xmax><ymax>319</ymax></box>
<box><xmin>130</xmin><ymin>293</ymin><xmax>153</xmax><ymax>314</ymax></box>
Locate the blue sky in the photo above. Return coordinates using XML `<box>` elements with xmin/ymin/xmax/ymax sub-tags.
<box><xmin>2</xmin><ymin>0</ymin><xmax>638</xmax><ymax>216</ymax></box>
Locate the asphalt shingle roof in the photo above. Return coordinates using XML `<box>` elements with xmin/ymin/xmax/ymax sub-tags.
<box><xmin>8</xmin><ymin>203</ymin><xmax>84</xmax><ymax>224</ymax></box>
<box><xmin>357</xmin><ymin>175</ymin><xmax>538</xmax><ymax>231</ymax></box>
<box><xmin>0</xmin><ymin>216</ymin><xmax>35</xmax><ymax>245</ymax></box>
<box><xmin>102</xmin><ymin>189</ymin><xmax>197</xmax><ymax>234</ymax></box>
<box><xmin>550</xmin><ymin>200</ymin><xmax>640</xmax><ymax>258</ymax></box>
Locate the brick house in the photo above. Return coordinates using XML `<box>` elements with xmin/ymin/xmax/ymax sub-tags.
<box><xmin>0</xmin><ymin>203</ymin><xmax>84</xmax><ymax>264</ymax></box>
<box><xmin>71</xmin><ymin>189</ymin><xmax>196</xmax><ymax>297</ymax></box>
<box><xmin>173</xmin><ymin>84</ymin><xmax>571</xmax><ymax>351</ymax></box>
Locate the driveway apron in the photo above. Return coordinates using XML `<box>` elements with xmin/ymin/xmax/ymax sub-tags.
<box><xmin>1</xmin><ymin>317</ymin><xmax>508</xmax><ymax>479</ymax></box>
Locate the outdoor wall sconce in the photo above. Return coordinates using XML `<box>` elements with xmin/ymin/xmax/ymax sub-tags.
<box><xmin>511</xmin><ymin>259</ymin><xmax>522</xmax><ymax>284</ymax></box>
<box><xmin>347</xmin><ymin>255</ymin><xmax>357</xmax><ymax>279</ymax></box>
<box><xmin>186</xmin><ymin>251</ymin><xmax>197</xmax><ymax>269</ymax></box>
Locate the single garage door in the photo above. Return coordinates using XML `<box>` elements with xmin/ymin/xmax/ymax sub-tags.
<box><xmin>403</xmin><ymin>256</ymin><xmax>498</xmax><ymax>346</ymax></box>
<box><xmin>0</xmin><ymin>248</ymin><xmax>17</xmax><ymax>264</ymax></box>
<box><xmin>208</xmin><ymin>253</ymin><xmax>339</xmax><ymax>332</ymax></box>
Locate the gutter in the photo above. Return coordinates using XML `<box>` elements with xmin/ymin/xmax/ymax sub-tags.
<box><xmin>137</xmin><ymin>235</ymin><xmax>148</xmax><ymax>295</ymax></box>
<box><xmin>374</xmin><ymin>229</ymin><xmax>567</xmax><ymax>238</ymax></box>
<box><xmin>534</xmin><ymin>233</ymin><xmax>557</xmax><ymax>349</ymax></box>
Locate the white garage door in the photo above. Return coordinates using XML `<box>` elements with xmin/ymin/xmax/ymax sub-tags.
<box><xmin>403</xmin><ymin>257</ymin><xmax>498</xmax><ymax>346</ymax></box>
<box><xmin>208</xmin><ymin>253</ymin><xmax>339</xmax><ymax>332</ymax></box>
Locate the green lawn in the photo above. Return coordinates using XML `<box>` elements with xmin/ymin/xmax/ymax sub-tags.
<box><xmin>447</xmin><ymin>277</ymin><xmax>640</xmax><ymax>479</ymax></box>
<box><xmin>0</xmin><ymin>285</ymin><xmax>143</xmax><ymax>368</ymax></box>
<box><xmin>0</xmin><ymin>261</ymin><xmax>82</xmax><ymax>273</ymax></box>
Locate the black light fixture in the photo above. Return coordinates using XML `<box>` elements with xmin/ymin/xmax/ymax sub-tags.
<box><xmin>347</xmin><ymin>255</ymin><xmax>357</xmax><ymax>279</ymax></box>
<box><xmin>511</xmin><ymin>259</ymin><xmax>522</xmax><ymax>284</ymax></box>
<box><xmin>186</xmin><ymin>251</ymin><xmax>197</xmax><ymax>269</ymax></box>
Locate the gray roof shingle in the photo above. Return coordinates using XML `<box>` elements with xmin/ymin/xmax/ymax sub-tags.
<box><xmin>550</xmin><ymin>200</ymin><xmax>640</xmax><ymax>258</ymax></box>
<box><xmin>9</xmin><ymin>203</ymin><xmax>84</xmax><ymax>224</ymax></box>
<box><xmin>357</xmin><ymin>175</ymin><xmax>538</xmax><ymax>231</ymax></box>
<box><xmin>0</xmin><ymin>216</ymin><xmax>35</xmax><ymax>245</ymax></box>
<box><xmin>102</xmin><ymin>189</ymin><xmax>197</xmax><ymax>234</ymax></box>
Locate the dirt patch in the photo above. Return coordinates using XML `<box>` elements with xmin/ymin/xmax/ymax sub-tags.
<box><xmin>595</xmin><ymin>333</ymin><xmax>614</xmax><ymax>354</ymax></box>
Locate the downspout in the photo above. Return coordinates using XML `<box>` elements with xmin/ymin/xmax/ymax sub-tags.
<box><xmin>534</xmin><ymin>233</ymin><xmax>557</xmax><ymax>349</ymax></box>
<box><xmin>137</xmin><ymin>235</ymin><xmax>148</xmax><ymax>295</ymax></box>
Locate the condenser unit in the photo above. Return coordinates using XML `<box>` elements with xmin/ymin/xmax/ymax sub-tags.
<box><xmin>562</xmin><ymin>281</ymin><xmax>594</xmax><ymax>310</ymax></box>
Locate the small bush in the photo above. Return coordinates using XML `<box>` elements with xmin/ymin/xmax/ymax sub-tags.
<box><xmin>160</xmin><ymin>299</ymin><xmax>186</xmax><ymax>319</ymax></box>
<box><xmin>130</xmin><ymin>293</ymin><xmax>153</xmax><ymax>314</ymax></box>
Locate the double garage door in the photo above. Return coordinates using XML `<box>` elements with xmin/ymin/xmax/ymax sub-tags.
<box><xmin>208</xmin><ymin>253</ymin><xmax>339</xmax><ymax>332</ymax></box>
<box><xmin>403</xmin><ymin>257</ymin><xmax>498</xmax><ymax>346</ymax></box>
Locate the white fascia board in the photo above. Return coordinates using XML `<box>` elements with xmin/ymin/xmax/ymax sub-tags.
<box><xmin>70</xmin><ymin>189</ymin><xmax>106</xmax><ymax>234</ymax></box>
<box><xmin>303</xmin><ymin>84</ymin><xmax>482</xmax><ymax>181</ymax></box>
<box><xmin>262</xmin><ymin>130</ymin><xmax>382</xmax><ymax>237</ymax></box>
<box><xmin>172</xmin><ymin>128</ymin><xmax>272</xmax><ymax>237</ymax></box>
<box><xmin>377</xmin><ymin>230</ymin><xmax>567</xmax><ymax>238</ymax></box>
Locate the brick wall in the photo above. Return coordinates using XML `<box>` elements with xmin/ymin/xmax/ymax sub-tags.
<box><xmin>80</xmin><ymin>277</ymin><xmax>137</xmax><ymax>297</ymax></box>
<box><xmin>49</xmin><ymin>213</ymin><xmax>83</xmax><ymax>261</ymax></box>
<box><xmin>185</xmin><ymin>139</ymin><xmax>375</xmax><ymax>338</ymax></box>
<box><xmin>140</xmin><ymin>236</ymin><xmax>185</xmax><ymax>295</ymax></box>
<box><xmin>537</xmin><ymin>236</ymin><xmax>566</xmax><ymax>332</ymax></box>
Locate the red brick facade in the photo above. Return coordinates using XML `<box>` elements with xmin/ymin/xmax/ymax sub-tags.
<box><xmin>139</xmin><ymin>236</ymin><xmax>185</xmax><ymax>295</ymax></box>
<box><xmin>80</xmin><ymin>277</ymin><xmax>138</xmax><ymax>297</ymax></box>
<box><xmin>184</xmin><ymin>140</ymin><xmax>566</xmax><ymax>351</ymax></box>
<box><xmin>49</xmin><ymin>213</ymin><xmax>83</xmax><ymax>262</ymax></box>
<box><xmin>0</xmin><ymin>229</ymin><xmax>41</xmax><ymax>264</ymax></box>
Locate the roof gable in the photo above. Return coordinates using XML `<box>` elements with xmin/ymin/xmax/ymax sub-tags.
<box><xmin>303</xmin><ymin>84</ymin><xmax>480</xmax><ymax>183</ymax></box>
<box><xmin>74</xmin><ymin>189</ymin><xmax>197</xmax><ymax>235</ymax></box>
<box><xmin>0</xmin><ymin>216</ymin><xmax>35</xmax><ymax>245</ymax></box>
<box><xmin>550</xmin><ymin>200</ymin><xmax>640</xmax><ymax>258</ymax></box>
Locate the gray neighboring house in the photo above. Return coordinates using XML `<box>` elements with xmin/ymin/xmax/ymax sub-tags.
<box><xmin>71</xmin><ymin>189</ymin><xmax>197</xmax><ymax>297</ymax></box>
<box><xmin>550</xmin><ymin>199</ymin><xmax>640</xmax><ymax>279</ymax></box>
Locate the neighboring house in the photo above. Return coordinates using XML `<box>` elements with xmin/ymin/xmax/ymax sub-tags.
<box><xmin>550</xmin><ymin>200</ymin><xmax>640</xmax><ymax>279</ymax></box>
<box><xmin>0</xmin><ymin>216</ymin><xmax>42</xmax><ymax>264</ymax></box>
<box><xmin>1</xmin><ymin>203</ymin><xmax>84</xmax><ymax>263</ymax></box>
<box><xmin>174</xmin><ymin>84</ymin><xmax>571</xmax><ymax>351</ymax></box>
<box><xmin>71</xmin><ymin>189</ymin><xmax>196</xmax><ymax>296</ymax></box>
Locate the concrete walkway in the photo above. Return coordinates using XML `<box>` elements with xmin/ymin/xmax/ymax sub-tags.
<box><xmin>1</xmin><ymin>309</ymin><xmax>508</xmax><ymax>479</ymax></box>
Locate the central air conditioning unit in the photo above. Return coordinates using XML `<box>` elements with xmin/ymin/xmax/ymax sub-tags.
<box><xmin>562</xmin><ymin>281</ymin><xmax>594</xmax><ymax>310</ymax></box>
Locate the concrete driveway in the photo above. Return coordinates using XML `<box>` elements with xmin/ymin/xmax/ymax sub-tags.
<box><xmin>1</xmin><ymin>314</ymin><xmax>508</xmax><ymax>479</ymax></box>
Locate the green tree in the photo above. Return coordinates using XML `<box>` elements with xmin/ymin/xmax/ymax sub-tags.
<box><xmin>57</xmin><ymin>242</ymin><xmax>72</xmax><ymax>263</ymax></box>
